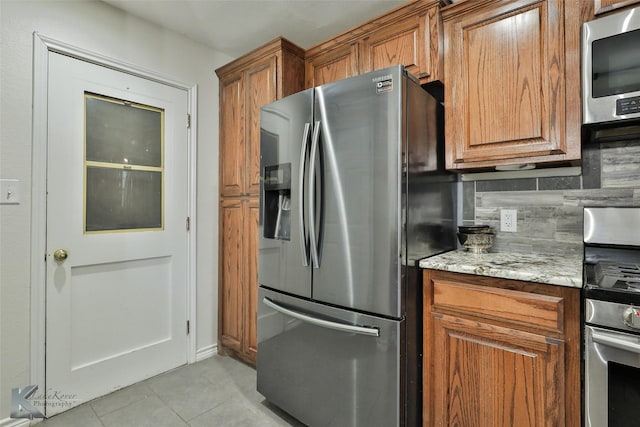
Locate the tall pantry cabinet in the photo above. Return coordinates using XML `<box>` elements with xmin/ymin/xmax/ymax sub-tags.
<box><xmin>215</xmin><ymin>38</ymin><xmax>305</xmax><ymax>365</ymax></box>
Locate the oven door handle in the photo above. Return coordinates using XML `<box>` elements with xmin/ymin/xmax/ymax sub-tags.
<box><xmin>592</xmin><ymin>329</ymin><xmax>640</xmax><ymax>354</ymax></box>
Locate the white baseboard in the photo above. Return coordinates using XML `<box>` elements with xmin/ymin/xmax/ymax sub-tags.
<box><xmin>195</xmin><ymin>344</ymin><xmax>217</xmax><ymax>362</ymax></box>
<box><xmin>0</xmin><ymin>417</ymin><xmax>31</xmax><ymax>427</ymax></box>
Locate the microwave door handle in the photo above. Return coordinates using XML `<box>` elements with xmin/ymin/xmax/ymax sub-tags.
<box><xmin>592</xmin><ymin>329</ymin><xmax>640</xmax><ymax>354</ymax></box>
<box><xmin>308</xmin><ymin>121</ymin><xmax>321</xmax><ymax>269</ymax></box>
<box><xmin>298</xmin><ymin>122</ymin><xmax>311</xmax><ymax>267</ymax></box>
<box><xmin>263</xmin><ymin>297</ymin><xmax>380</xmax><ymax>337</ymax></box>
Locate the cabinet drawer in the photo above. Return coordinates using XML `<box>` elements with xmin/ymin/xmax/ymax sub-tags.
<box><xmin>432</xmin><ymin>279</ymin><xmax>564</xmax><ymax>333</ymax></box>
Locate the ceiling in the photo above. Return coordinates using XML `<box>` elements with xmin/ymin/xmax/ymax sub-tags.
<box><xmin>102</xmin><ymin>0</ymin><xmax>408</xmax><ymax>59</ymax></box>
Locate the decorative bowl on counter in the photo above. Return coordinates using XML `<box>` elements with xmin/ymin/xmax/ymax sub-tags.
<box><xmin>457</xmin><ymin>225</ymin><xmax>491</xmax><ymax>235</ymax></box>
<box><xmin>457</xmin><ymin>225</ymin><xmax>494</xmax><ymax>254</ymax></box>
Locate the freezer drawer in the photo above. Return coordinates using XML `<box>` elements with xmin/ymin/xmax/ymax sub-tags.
<box><xmin>257</xmin><ymin>287</ymin><xmax>401</xmax><ymax>427</ymax></box>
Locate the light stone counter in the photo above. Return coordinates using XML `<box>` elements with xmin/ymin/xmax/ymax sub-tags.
<box><xmin>418</xmin><ymin>249</ymin><xmax>583</xmax><ymax>288</ymax></box>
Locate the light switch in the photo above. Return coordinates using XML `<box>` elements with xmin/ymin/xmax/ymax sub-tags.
<box><xmin>0</xmin><ymin>179</ymin><xmax>21</xmax><ymax>204</ymax></box>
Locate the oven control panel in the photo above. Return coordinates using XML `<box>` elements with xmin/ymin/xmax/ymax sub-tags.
<box><xmin>624</xmin><ymin>307</ymin><xmax>640</xmax><ymax>329</ymax></box>
<box><xmin>587</xmin><ymin>299</ymin><xmax>640</xmax><ymax>334</ymax></box>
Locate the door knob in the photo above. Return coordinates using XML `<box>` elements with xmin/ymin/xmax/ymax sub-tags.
<box><xmin>53</xmin><ymin>249</ymin><xmax>68</xmax><ymax>262</ymax></box>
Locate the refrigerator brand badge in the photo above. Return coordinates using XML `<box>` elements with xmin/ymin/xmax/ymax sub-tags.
<box><xmin>373</xmin><ymin>75</ymin><xmax>393</xmax><ymax>94</ymax></box>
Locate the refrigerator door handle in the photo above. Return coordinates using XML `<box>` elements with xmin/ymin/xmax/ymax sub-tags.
<box><xmin>298</xmin><ymin>122</ymin><xmax>311</xmax><ymax>267</ymax></box>
<box><xmin>308</xmin><ymin>121</ymin><xmax>321</xmax><ymax>269</ymax></box>
<box><xmin>263</xmin><ymin>297</ymin><xmax>380</xmax><ymax>337</ymax></box>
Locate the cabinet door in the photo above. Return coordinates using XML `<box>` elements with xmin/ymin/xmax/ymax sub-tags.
<box><xmin>243</xmin><ymin>198</ymin><xmax>259</xmax><ymax>362</ymax></box>
<box><xmin>305</xmin><ymin>43</ymin><xmax>359</xmax><ymax>88</ymax></box>
<box><xmin>219</xmin><ymin>198</ymin><xmax>244</xmax><ymax>353</ymax></box>
<box><xmin>593</xmin><ymin>0</ymin><xmax>640</xmax><ymax>15</ymax></box>
<box><xmin>444</xmin><ymin>0</ymin><xmax>580</xmax><ymax>170</ymax></box>
<box><xmin>245</xmin><ymin>57</ymin><xmax>277</xmax><ymax>195</ymax></box>
<box><xmin>362</xmin><ymin>12</ymin><xmax>429</xmax><ymax>80</ymax></box>
<box><xmin>219</xmin><ymin>74</ymin><xmax>245</xmax><ymax>196</ymax></box>
<box><xmin>430</xmin><ymin>313</ymin><xmax>564</xmax><ymax>427</ymax></box>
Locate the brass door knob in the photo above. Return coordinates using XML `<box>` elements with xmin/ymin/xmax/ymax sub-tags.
<box><xmin>53</xmin><ymin>249</ymin><xmax>68</xmax><ymax>262</ymax></box>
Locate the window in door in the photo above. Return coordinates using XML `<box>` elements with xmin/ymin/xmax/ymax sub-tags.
<box><xmin>83</xmin><ymin>92</ymin><xmax>164</xmax><ymax>233</ymax></box>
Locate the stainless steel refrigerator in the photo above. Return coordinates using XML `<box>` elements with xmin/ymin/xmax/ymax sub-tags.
<box><xmin>257</xmin><ymin>65</ymin><xmax>457</xmax><ymax>426</ymax></box>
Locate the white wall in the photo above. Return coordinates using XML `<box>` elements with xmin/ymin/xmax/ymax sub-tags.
<box><xmin>0</xmin><ymin>0</ymin><xmax>232</xmax><ymax>418</ymax></box>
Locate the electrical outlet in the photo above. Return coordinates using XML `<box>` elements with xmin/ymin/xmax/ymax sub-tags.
<box><xmin>500</xmin><ymin>209</ymin><xmax>517</xmax><ymax>232</ymax></box>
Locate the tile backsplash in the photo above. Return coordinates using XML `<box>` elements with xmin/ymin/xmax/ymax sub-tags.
<box><xmin>463</xmin><ymin>139</ymin><xmax>640</xmax><ymax>256</ymax></box>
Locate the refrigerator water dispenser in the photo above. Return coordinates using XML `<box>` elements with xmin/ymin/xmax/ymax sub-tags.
<box><xmin>263</xmin><ymin>163</ymin><xmax>291</xmax><ymax>240</ymax></box>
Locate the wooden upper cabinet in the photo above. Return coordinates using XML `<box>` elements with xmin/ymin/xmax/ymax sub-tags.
<box><xmin>583</xmin><ymin>0</ymin><xmax>640</xmax><ymax>22</ymax></box>
<box><xmin>219</xmin><ymin>73</ymin><xmax>244</xmax><ymax>196</ymax></box>
<box><xmin>361</xmin><ymin>4</ymin><xmax>444</xmax><ymax>81</ymax></box>
<box><xmin>443</xmin><ymin>0</ymin><xmax>581</xmax><ymax>170</ymax></box>
<box><xmin>218</xmin><ymin>59</ymin><xmax>271</xmax><ymax>197</ymax></box>
<box><xmin>594</xmin><ymin>0</ymin><xmax>640</xmax><ymax>15</ymax></box>
<box><xmin>216</xmin><ymin>38</ymin><xmax>305</xmax><ymax>197</ymax></box>
<box><xmin>305</xmin><ymin>0</ymin><xmax>449</xmax><ymax>88</ymax></box>
<box><xmin>245</xmin><ymin>57</ymin><xmax>276</xmax><ymax>195</ymax></box>
<box><xmin>305</xmin><ymin>43</ymin><xmax>359</xmax><ymax>88</ymax></box>
<box><xmin>362</xmin><ymin>16</ymin><xmax>427</xmax><ymax>78</ymax></box>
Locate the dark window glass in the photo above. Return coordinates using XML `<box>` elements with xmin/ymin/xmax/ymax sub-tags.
<box><xmin>86</xmin><ymin>168</ymin><xmax>162</xmax><ymax>232</ymax></box>
<box><xmin>608</xmin><ymin>361</ymin><xmax>640</xmax><ymax>427</ymax></box>
<box><xmin>592</xmin><ymin>29</ymin><xmax>640</xmax><ymax>98</ymax></box>
<box><xmin>85</xmin><ymin>96</ymin><xmax>162</xmax><ymax>167</ymax></box>
<box><xmin>84</xmin><ymin>93</ymin><xmax>164</xmax><ymax>232</ymax></box>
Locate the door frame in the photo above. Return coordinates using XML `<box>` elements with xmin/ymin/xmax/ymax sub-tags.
<box><xmin>30</xmin><ymin>33</ymin><xmax>198</xmax><ymax>401</ymax></box>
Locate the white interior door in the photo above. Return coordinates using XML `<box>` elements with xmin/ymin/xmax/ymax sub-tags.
<box><xmin>45</xmin><ymin>52</ymin><xmax>189</xmax><ymax>415</ymax></box>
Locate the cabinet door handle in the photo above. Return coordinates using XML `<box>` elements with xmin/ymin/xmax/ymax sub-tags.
<box><xmin>263</xmin><ymin>297</ymin><xmax>380</xmax><ymax>337</ymax></box>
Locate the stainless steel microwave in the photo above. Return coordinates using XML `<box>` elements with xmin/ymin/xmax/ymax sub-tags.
<box><xmin>583</xmin><ymin>7</ymin><xmax>640</xmax><ymax>125</ymax></box>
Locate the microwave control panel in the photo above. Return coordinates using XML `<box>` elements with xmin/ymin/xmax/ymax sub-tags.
<box><xmin>617</xmin><ymin>96</ymin><xmax>640</xmax><ymax>116</ymax></box>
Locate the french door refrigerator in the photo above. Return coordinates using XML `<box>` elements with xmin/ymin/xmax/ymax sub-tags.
<box><xmin>257</xmin><ymin>65</ymin><xmax>456</xmax><ymax>426</ymax></box>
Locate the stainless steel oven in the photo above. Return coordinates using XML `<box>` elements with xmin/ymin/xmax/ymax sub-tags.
<box><xmin>584</xmin><ymin>207</ymin><xmax>640</xmax><ymax>427</ymax></box>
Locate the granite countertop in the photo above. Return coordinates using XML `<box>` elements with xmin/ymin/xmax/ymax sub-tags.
<box><xmin>418</xmin><ymin>249</ymin><xmax>583</xmax><ymax>288</ymax></box>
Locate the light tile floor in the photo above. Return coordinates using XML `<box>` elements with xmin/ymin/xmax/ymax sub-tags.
<box><xmin>37</xmin><ymin>355</ymin><xmax>305</xmax><ymax>427</ymax></box>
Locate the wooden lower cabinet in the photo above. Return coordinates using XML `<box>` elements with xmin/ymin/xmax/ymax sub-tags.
<box><xmin>219</xmin><ymin>197</ymin><xmax>259</xmax><ymax>364</ymax></box>
<box><xmin>244</xmin><ymin>199</ymin><xmax>259</xmax><ymax>361</ymax></box>
<box><xmin>431</xmin><ymin>314</ymin><xmax>564</xmax><ymax>426</ymax></box>
<box><xmin>423</xmin><ymin>269</ymin><xmax>580</xmax><ymax>427</ymax></box>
